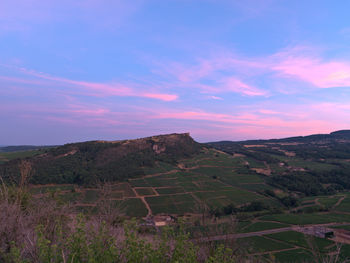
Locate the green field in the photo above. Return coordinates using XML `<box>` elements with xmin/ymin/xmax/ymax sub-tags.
<box><xmin>285</xmin><ymin>158</ymin><xmax>338</xmax><ymax>171</ymax></box>
<box><xmin>107</xmin><ymin>192</ymin><xmax>123</xmax><ymax>199</ymax></box>
<box><xmin>266</xmin><ymin>231</ymin><xmax>309</xmax><ymax>249</ymax></box>
<box><xmin>220</xmin><ymin>174</ymin><xmax>264</xmax><ymax>185</ymax></box>
<box><xmin>135</xmin><ymin>187</ymin><xmax>156</xmax><ymax>196</ymax></box>
<box><xmin>194</xmin><ymin>188</ymin><xmax>262</xmax><ymax>207</ymax></box>
<box><xmin>146</xmin><ymin>193</ymin><xmax>197</xmax><ymax>214</ymax></box>
<box><xmin>111</xmin><ymin>183</ymin><xmax>136</xmax><ymax>197</ymax></box>
<box><xmin>190</xmin><ymin>166</ymin><xmax>234</xmax><ymax>177</ymax></box>
<box><xmin>155</xmin><ymin>187</ymin><xmax>185</xmax><ymax>195</ymax></box>
<box><xmin>142</xmin><ymin>161</ymin><xmax>176</xmax><ymax>175</ymax></box>
<box><xmin>238</xmin><ymin>183</ymin><xmax>274</xmax><ymax>192</ymax></box>
<box><xmin>318</xmin><ymin>196</ymin><xmax>340</xmax><ymax>208</ymax></box>
<box><xmin>334</xmin><ymin>196</ymin><xmax>350</xmax><ymax>212</ymax></box>
<box><xmin>129</xmin><ymin>178</ymin><xmax>151</xmax><ymax>187</ymax></box>
<box><xmin>238</xmin><ymin>236</ymin><xmax>292</xmax><ymax>252</ymax></box>
<box><xmin>240</xmin><ymin>221</ymin><xmax>289</xmax><ymax>233</ymax></box>
<box><xmin>24</xmin><ymin>145</ymin><xmax>350</xmax><ymax>238</ymax></box>
<box><xmin>266</xmin><ymin>231</ymin><xmax>334</xmax><ymax>252</ymax></box>
<box><xmin>82</xmin><ymin>189</ymin><xmax>100</xmax><ymax>204</ymax></box>
<box><xmin>118</xmin><ymin>198</ymin><xmax>148</xmax><ymax>217</ymax></box>
<box><xmin>259</xmin><ymin>213</ymin><xmax>350</xmax><ymax>225</ymax></box>
<box><xmin>245</xmin><ymin>157</ymin><xmax>266</xmax><ymax>168</ymax></box>
<box><xmin>11</xmin><ymin>139</ymin><xmax>350</xmax><ymax>262</ymax></box>
<box><xmin>273</xmin><ymin>248</ymin><xmax>313</xmax><ymax>263</ymax></box>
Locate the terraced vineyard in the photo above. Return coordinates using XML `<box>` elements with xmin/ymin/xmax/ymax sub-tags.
<box><xmin>24</xmin><ymin>146</ymin><xmax>350</xmax><ymax>261</ymax></box>
<box><xmin>4</xmin><ymin>131</ymin><xmax>350</xmax><ymax>261</ymax></box>
<box><xmin>27</xmin><ymin>148</ymin><xmax>274</xmax><ymax>217</ymax></box>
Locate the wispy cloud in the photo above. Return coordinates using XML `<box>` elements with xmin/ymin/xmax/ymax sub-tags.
<box><xmin>151</xmin><ymin>45</ymin><xmax>350</xmax><ymax>97</ymax></box>
<box><xmin>145</xmin><ymin>100</ymin><xmax>350</xmax><ymax>140</ymax></box>
<box><xmin>1</xmin><ymin>66</ymin><xmax>178</xmax><ymax>102</ymax></box>
<box><xmin>271</xmin><ymin>46</ymin><xmax>350</xmax><ymax>88</ymax></box>
<box><xmin>152</xmin><ymin>56</ymin><xmax>268</xmax><ymax>97</ymax></box>
<box><xmin>209</xmin><ymin>96</ymin><xmax>223</xmax><ymax>100</ymax></box>
<box><xmin>3</xmin><ymin>45</ymin><xmax>350</xmax><ymax>143</ymax></box>
<box><xmin>219</xmin><ymin>76</ymin><xmax>267</xmax><ymax>96</ymax></box>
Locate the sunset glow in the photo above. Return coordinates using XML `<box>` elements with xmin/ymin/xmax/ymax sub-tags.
<box><xmin>1</xmin><ymin>0</ymin><xmax>350</xmax><ymax>144</ymax></box>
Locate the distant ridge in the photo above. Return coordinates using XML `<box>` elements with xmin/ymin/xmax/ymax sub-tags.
<box><xmin>208</xmin><ymin>130</ymin><xmax>350</xmax><ymax>144</ymax></box>
<box><xmin>0</xmin><ymin>145</ymin><xmax>56</xmax><ymax>153</ymax></box>
<box><xmin>330</xmin><ymin>130</ymin><xmax>350</xmax><ymax>136</ymax></box>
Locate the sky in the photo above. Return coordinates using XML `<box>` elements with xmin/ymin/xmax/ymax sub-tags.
<box><xmin>1</xmin><ymin>0</ymin><xmax>350</xmax><ymax>144</ymax></box>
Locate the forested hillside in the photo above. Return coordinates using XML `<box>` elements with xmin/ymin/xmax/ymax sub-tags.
<box><xmin>0</xmin><ymin>133</ymin><xmax>201</xmax><ymax>186</ymax></box>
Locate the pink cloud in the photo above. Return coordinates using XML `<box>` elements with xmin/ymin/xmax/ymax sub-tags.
<box><xmin>209</xmin><ymin>96</ymin><xmax>223</xmax><ymax>100</ymax></box>
<box><xmin>3</xmin><ymin>94</ymin><xmax>349</xmax><ymax>141</ymax></box>
<box><xmin>258</xmin><ymin>109</ymin><xmax>280</xmax><ymax>115</ymax></box>
<box><xmin>220</xmin><ymin>77</ymin><xmax>267</xmax><ymax>96</ymax></box>
<box><xmin>271</xmin><ymin>47</ymin><xmax>350</xmax><ymax>88</ymax></box>
<box><xmin>183</xmin><ymin>77</ymin><xmax>266</xmax><ymax>97</ymax></box>
<box><xmin>15</xmin><ymin>100</ymin><xmax>347</xmax><ymax>137</ymax></box>
<box><xmin>153</xmin><ymin>45</ymin><xmax>350</xmax><ymax>97</ymax></box>
<box><xmin>1</xmin><ymin>102</ymin><xmax>145</xmax><ymax>128</ymax></box>
<box><xmin>149</xmin><ymin>102</ymin><xmax>350</xmax><ymax>140</ymax></box>
<box><xmin>67</xmin><ymin>107</ymin><xmax>110</xmax><ymax>116</ymax></box>
<box><xmin>4</xmin><ymin>67</ymin><xmax>178</xmax><ymax>101</ymax></box>
<box><xmin>154</xmin><ymin>56</ymin><xmax>267</xmax><ymax>97</ymax></box>
<box><xmin>141</xmin><ymin>93</ymin><xmax>178</xmax><ymax>101</ymax></box>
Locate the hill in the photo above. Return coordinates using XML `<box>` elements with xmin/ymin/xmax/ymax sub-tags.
<box><xmin>3</xmin><ymin>131</ymin><xmax>350</xmax><ymax>261</ymax></box>
<box><xmin>3</xmin><ymin>129</ymin><xmax>350</xmax><ymax>215</ymax></box>
<box><xmin>208</xmin><ymin>130</ymin><xmax>350</xmax><ymax>196</ymax></box>
<box><xmin>210</xmin><ymin>129</ymin><xmax>350</xmax><ymax>145</ymax></box>
<box><xmin>0</xmin><ymin>133</ymin><xmax>201</xmax><ymax>186</ymax></box>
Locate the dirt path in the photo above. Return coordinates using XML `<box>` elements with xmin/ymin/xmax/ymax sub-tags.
<box><xmin>290</xmin><ymin>203</ymin><xmax>318</xmax><ymax>212</ymax></box>
<box><xmin>140</xmin><ymin>197</ymin><xmax>152</xmax><ymax>217</ymax></box>
<box><xmin>142</xmin><ymin>169</ymin><xmax>180</xmax><ymax>179</ymax></box>
<box><xmin>193</xmin><ymin>226</ymin><xmax>294</xmax><ymax>242</ymax></box>
<box><xmin>187</xmin><ymin>165</ymin><xmax>236</xmax><ymax>170</ymax></box>
<box><xmin>253</xmin><ymin>235</ymin><xmax>301</xmax><ymax>256</ymax></box>
<box><xmin>131</xmin><ymin>187</ymin><xmax>153</xmax><ymax>217</ymax></box>
<box><xmin>151</xmin><ymin>187</ymin><xmax>159</xmax><ymax>196</ymax></box>
<box><xmin>333</xmin><ymin>196</ymin><xmax>346</xmax><ymax>208</ymax></box>
<box><xmin>252</xmin><ymin>247</ymin><xmax>297</xmax><ymax>256</ymax></box>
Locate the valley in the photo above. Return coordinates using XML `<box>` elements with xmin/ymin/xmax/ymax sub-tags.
<box><xmin>2</xmin><ymin>131</ymin><xmax>350</xmax><ymax>261</ymax></box>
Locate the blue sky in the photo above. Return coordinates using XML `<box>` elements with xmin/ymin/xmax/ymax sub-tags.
<box><xmin>1</xmin><ymin>0</ymin><xmax>350</xmax><ymax>144</ymax></box>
